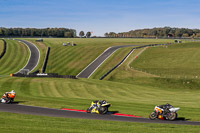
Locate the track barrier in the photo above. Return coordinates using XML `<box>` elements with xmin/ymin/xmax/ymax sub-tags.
<box><xmin>12</xmin><ymin>73</ymin><xmax>77</xmax><ymax>79</ymax></box>
<box><xmin>41</xmin><ymin>47</ymin><xmax>50</xmax><ymax>73</ymax></box>
<box><xmin>0</xmin><ymin>39</ymin><xmax>7</xmax><ymax>59</ymax></box>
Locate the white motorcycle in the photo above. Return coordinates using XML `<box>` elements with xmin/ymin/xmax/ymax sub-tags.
<box><xmin>149</xmin><ymin>104</ymin><xmax>180</xmax><ymax>121</ymax></box>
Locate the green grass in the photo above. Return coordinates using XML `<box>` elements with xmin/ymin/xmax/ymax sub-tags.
<box><xmin>0</xmin><ymin>39</ymin><xmax>29</xmax><ymax>75</ymax></box>
<box><xmin>1</xmin><ymin>38</ymin><xmax>199</xmax><ymax>132</ymax></box>
<box><xmin>24</xmin><ymin>38</ymin><xmax>174</xmax><ymax>75</ymax></box>
<box><xmin>130</xmin><ymin>42</ymin><xmax>200</xmax><ymax>78</ymax></box>
<box><xmin>0</xmin><ymin>77</ymin><xmax>199</xmax><ymax>121</ymax></box>
<box><xmin>0</xmin><ymin>112</ymin><xmax>199</xmax><ymax>133</ymax></box>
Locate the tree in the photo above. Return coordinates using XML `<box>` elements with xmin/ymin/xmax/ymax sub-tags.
<box><xmin>79</xmin><ymin>31</ymin><xmax>85</xmax><ymax>37</ymax></box>
<box><xmin>64</xmin><ymin>32</ymin><xmax>73</xmax><ymax>38</ymax></box>
<box><xmin>104</xmin><ymin>33</ymin><xmax>109</xmax><ymax>37</ymax></box>
<box><xmin>86</xmin><ymin>32</ymin><xmax>91</xmax><ymax>38</ymax></box>
<box><xmin>0</xmin><ymin>28</ymin><xmax>3</xmax><ymax>36</ymax></box>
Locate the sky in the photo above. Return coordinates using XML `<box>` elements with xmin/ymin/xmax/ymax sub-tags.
<box><xmin>0</xmin><ymin>0</ymin><xmax>200</xmax><ymax>36</ymax></box>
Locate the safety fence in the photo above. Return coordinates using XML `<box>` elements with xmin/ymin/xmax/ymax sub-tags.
<box><xmin>13</xmin><ymin>73</ymin><xmax>77</xmax><ymax>79</ymax></box>
<box><xmin>99</xmin><ymin>43</ymin><xmax>171</xmax><ymax>80</ymax></box>
<box><xmin>41</xmin><ymin>47</ymin><xmax>50</xmax><ymax>73</ymax></box>
<box><xmin>0</xmin><ymin>39</ymin><xmax>7</xmax><ymax>59</ymax></box>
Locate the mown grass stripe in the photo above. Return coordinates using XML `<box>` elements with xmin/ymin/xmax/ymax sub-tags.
<box><xmin>0</xmin><ymin>40</ymin><xmax>29</xmax><ymax>75</ymax></box>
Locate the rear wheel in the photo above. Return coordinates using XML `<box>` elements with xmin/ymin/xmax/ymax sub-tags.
<box><xmin>149</xmin><ymin>112</ymin><xmax>157</xmax><ymax>120</ymax></box>
<box><xmin>6</xmin><ymin>99</ymin><xmax>11</xmax><ymax>104</ymax></box>
<box><xmin>99</xmin><ymin>107</ymin><xmax>108</xmax><ymax>114</ymax></box>
<box><xmin>168</xmin><ymin>112</ymin><xmax>177</xmax><ymax>121</ymax></box>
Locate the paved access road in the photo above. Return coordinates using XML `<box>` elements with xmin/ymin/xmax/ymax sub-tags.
<box><xmin>0</xmin><ymin>104</ymin><xmax>199</xmax><ymax>126</ymax></box>
<box><xmin>15</xmin><ymin>39</ymin><xmax>40</xmax><ymax>73</ymax></box>
<box><xmin>77</xmin><ymin>45</ymin><xmax>138</xmax><ymax>78</ymax></box>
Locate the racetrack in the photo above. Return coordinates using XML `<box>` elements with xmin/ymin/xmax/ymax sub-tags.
<box><xmin>77</xmin><ymin>45</ymin><xmax>138</xmax><ymax>78</ymax></box>
<box><xmin>0</xmin><ymin>104</ymin><xmax>199</xmax><ymax>126</ymax></box>
<box><xmin>15</xmin><ymin>39</ymin><xmax>40</xmax><ymax>73</ymax></box>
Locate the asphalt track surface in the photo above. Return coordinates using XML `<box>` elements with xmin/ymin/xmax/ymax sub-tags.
<box><xmin>77</xmin><ymin>45</ymin><xmax>138</xmax><ymax>78</ymax></box>
<box><xmin>15</xmin><ymin>39</ymin><xmax>40</xmax><ymax>73</ymax></box>
<box><xmin>0</xmin><ymin>104</ymin><xmax>199</xmax><ymax>126</ymax></box>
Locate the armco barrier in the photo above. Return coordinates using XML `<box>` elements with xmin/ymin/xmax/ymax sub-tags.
<box><xmin>41</xmin><ymin>47</ymin><xmax>50</xmax><ymax>73</ymax></box>
<box><xmin>99</xmin><ymin>43</ymin><xmax>171</xmax><ymax>80</ymax></box>
<box><xmin>0</xmin><ymin>39</ymin><xmax>7</xmax><ymax>59</ymax></box>
<box><xmin>12</xmin><ymin>73</ymin><xmax>77</xmax><ymax>79</ymax></box>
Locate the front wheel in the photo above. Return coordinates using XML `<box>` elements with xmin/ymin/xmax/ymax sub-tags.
<box><xmin>149</xmin><ymin>112</ymin><xmax>157</xmax><ymax>120</ymax></box>
<box><xmin>86</xmin><ymin>108</ymin><xmax>91</xmax><ymax>113</ymax></box>
<box><xmin>168</xmin><ymin>112</ymin><xmax>177</xmax><ymax>121</ymax></box>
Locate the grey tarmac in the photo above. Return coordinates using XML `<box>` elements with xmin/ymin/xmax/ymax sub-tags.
<box><xmin>15</xmin><ymin>39</ymin><xmax>40</xmax><ymax>73</ymax></box>
<box><xmin>0</xmin><ymin>104</ymin><xmax>199</xmax><ymax>126</ymax></box>
<box><xmin>77</xmin><ymin>45</ymin><xmax>138</xmax><ymax>78</ymax></box>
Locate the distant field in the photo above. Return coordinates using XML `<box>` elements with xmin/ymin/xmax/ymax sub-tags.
<box><xmin>0</xmin><ymin>112</ymin><xmax>199</xmax><ymax>133</ymax></box>
<box><xmin>130</xmin><ymin>42</ymin><xmax>200</xmax><ymax>79</ymax></box>
<box><xmin>25</xmin><ymin>38</ymin><xmax>174</xmax><ymax>75</ymax></box>
<box><xmin>0</xmin><ymin>39</ymin><xmax>29</xmax><ymax>75</ymax></box>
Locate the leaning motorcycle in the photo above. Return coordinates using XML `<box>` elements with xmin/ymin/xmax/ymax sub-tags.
<box><xmin>87</xmin><ymin>100</ymin><xmax>111</xmax><ymax>114</ymax></box>
<box><xmin>149</xmin><ymin>105</ymin><xmax>180</xmax><ymax>121</ymax></box>
<box><xmin>0</xmin><ymin>91</ymin><xmax>16</xmax><ymax>104</ymax></box>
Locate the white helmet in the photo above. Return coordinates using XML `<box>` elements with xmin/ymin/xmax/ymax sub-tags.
<box><xmin>10</xmin><ymin>90</ymin><xmax>15</xmax><ymax>93</ymax></box>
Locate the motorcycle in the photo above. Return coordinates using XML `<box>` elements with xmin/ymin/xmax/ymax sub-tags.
<box><xmin>149</xmin><ymin>104</ymin><xmax>180</xmax><ymax>121</ymax></box>
<box><xmin>0</xmin><ymin>90</ymin><xmax>16</xmax><ymax>104</ymax></box>
<box><xmin>86</xmin><ymin>100</ymin><xmax>111</xmax><ymax>114</ymax></box>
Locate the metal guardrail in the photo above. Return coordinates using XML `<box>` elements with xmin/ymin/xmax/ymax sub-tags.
<box><xmin>13</xmin><ymin>73</ymin><xmax>77</xmax><ymax>79</ymax></box>
<box><xmin>41</xmin><ymin>47</ymin><xmax>50</xmax><ymax>73</ymax></box>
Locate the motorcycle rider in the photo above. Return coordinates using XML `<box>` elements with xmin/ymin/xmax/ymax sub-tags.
<box><xmin>2</xmin><ymin>90</ymin><xmax>15</xmax><ymax>99</ymax></box>
<box><xmin>91</xmin><ymin>100</ymin><xmax>107</xmax><ymax>109</ymax></box>
<box><xmin>158</xmin><ymin>103</ymin><xmax>173</xmax><ymax>115</ymax></box>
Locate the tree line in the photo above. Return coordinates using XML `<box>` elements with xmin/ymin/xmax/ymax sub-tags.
<box><xmin>104</xmin><ymin>27</ymin><xmax>200</xmax><ymax>38</ymax></box>
<box><xmin>0</xmin><ymin>27</ymin><xmax>76</xmax><ymax>38</ymax></box>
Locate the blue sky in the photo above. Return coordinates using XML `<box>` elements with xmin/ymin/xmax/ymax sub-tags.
<box><xmin>0</xmin><ymin>0</ymin><xmax>200</xmax><ymax>36</ymax></box>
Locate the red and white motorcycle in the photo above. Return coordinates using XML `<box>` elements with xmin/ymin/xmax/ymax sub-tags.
<box><xmin>149</xmin><ymin>104</ymin><xmax>180</xmax><ymax>121</ymax></box>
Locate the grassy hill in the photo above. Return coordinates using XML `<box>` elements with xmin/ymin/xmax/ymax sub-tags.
<box><xmin>0</xmin><ymin>38</ymin><xmax>199</xmax><ymax>132</ymax></box>
<box><xmin>25</xmin><ymin>38</ymin><xmax>174</xmax><ymax>75</ymax></box>
<box><xmin>0</xmin><ymin>39</ymin><xmax>29</xmax><ymax>75</ymax></box>
<box><xmin>130</xmin><ymin>42</ymin><xmax>200</xmax><ymax>79</ymax></box>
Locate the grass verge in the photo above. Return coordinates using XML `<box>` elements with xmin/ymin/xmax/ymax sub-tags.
<box><xmin>0</xmin><ymin>39</ymin><xmax>29</xmax><ymax>75</ymax></box>
<box><xmin>0</xmin><ymin>112</ymin><xmax>199</xmax><ymax>133</ymax></box>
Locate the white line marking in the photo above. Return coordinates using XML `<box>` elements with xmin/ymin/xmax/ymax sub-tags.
<box><xmin>87</xmin><ymin>49</ymin><xmax>118</xmax><ymax>78</ymax></box>
<box><xmin>15</xmin><ymin>40</ymin><xmax>40</xmax><ymax>74</ymax></box>
<box><xmin>76</xmin><ymin>47</ymin><xmax>111</xmax><ymax>77</ymax></box>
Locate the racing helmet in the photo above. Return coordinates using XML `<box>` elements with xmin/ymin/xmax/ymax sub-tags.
<box><xmin>102</xmin><ymin>100</ymin><xmax>106</xmax><ymax>104</ymax></box>
<box><xmin>10</xmin><ymin>90</ymin><xmax>15</xmax><ymax>93</ymax></box>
